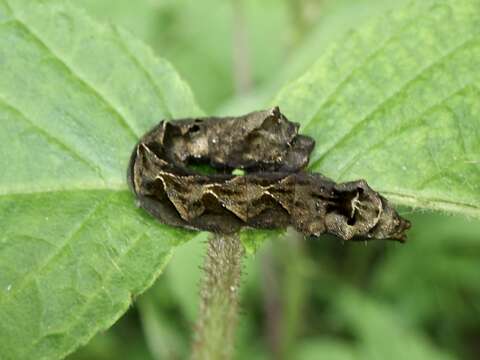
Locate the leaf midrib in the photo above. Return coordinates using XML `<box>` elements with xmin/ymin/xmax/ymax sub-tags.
<box><xmin>0</xmin><ymin>95</ymin><xmax>108</xmax><ymax>181</ymax></box>
<box><xmin>2</xmin><ymin>0</ymin><xmax>141</xmax><ymax>139</ymax></box>
<box><xmin>381</xmin><ymin>191</ymin><xmax>480</xmax><ymax>218</ymax></box>
<box><xmin>0</xmin><ymin>183</ymin><xmax>128</xmax><ymax>197</ymax></box>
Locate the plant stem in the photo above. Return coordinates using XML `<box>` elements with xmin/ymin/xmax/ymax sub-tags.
<box><xmin>232</xmin><ymin>0</ymin><xmax>252</xmax><ymax>95</ymax></box>
<box><xmin>191</xmin><ymin>233</ymin><xmax>244</xmax><ymax>360</ymax></box>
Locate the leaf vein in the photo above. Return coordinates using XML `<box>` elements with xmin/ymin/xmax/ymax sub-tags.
<box><xmin>381</xmin><ymin>190</ymin><xmax>480</xmax><ymax>218</ymax></box>
<box><xmin>0</xmin><ymin>182</ymin><xmax>127</xmax><ymax>197</ymax></box>
<box><xmin>29</xmin><ymin>230</ymin><xmax>149</xmax><ymax>352</ymax></box>
<box><xmin>0</xmin><ymin>193</ymin><xmax>111</xmax><ymax>305</ymax></box>
<box><xmin>309</xmin><ymin>35</ymin><xmax>478</xmax><ymax>170</ymax></box>
<box><xmin>5</xmin><ymin>5</ymin><xmax>140</xmax><ymax>140</ymax></box>
<box><xmin>111</xmin><ymin>26</ymin><xmax>173</xmax><ymax>119</ymax></box>
<box><xmin>302</xmin><ymin>3</ymin><xmax>440</xmax><ymax>129</ymax></box>
<box><xmin>333</xmin><ymin>84</ymin><xmax>475</xmax><ymax>179</ymax></box>
<box><xmin>0</xmin><ymin>95</ymin><xmax>107</xmax><ymax>182</ymax></box>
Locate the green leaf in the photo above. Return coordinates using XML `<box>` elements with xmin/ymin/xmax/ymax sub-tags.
<box><xmin>274</xmin><ymin>0</ymin><xmax>480</xmax><ymax>218</ymax></box>
<box><xmin>73</xmin><ymin>0</ymin><xmax>162</xmax><ymax>46</ymax></box>
<box><xmin>239</xmin><ymin>229</ymin><xmax>283</xmax><ymax>255</ymax></box>
<box><xmin>0</xmin><ymin>0</ymin><xmax>201</xmax><ymax>359</ymax></box>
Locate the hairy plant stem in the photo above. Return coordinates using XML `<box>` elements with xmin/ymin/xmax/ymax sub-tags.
<box><xmin>191</xmin><ymin>233</ymin><xmax>244</xmax><ymax>360</ymax></box>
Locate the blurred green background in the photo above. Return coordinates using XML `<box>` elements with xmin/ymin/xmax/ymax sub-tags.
<box><xmin>67</xmin><ymin>1</ymin><xmax>480</xmax><ymax>359</ymax></box>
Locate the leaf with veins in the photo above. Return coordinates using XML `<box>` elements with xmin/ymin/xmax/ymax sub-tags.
<box><xmin>1</xmin><ymin>0</ymin><xmax>480</xmax><ymax>359</ymax></box>
<box><xmin>0</xmin><ymin>1</ymin><xmax>201</xmax><ymax>359</ymax></box>
<box><xmin>274</xmin><ymin>0</ymin><xmax>480</xmax><ymax>218</ymax></box>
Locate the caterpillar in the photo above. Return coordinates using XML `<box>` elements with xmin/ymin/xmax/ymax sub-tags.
<box><xmin>127</xmin><ymin>107</ymin><xmax>410</xmax><ymax>242</ymax></box>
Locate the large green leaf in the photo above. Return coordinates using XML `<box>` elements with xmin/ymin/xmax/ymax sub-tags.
<box><xmin>0</xmin><ymin>0</ymin><xmax>201</xmax><ymax>359</ymax></box>
<box><xmin>274</xmin><ymin>0</ymin><xmax>480</xmax><ymax>218</ymax></box>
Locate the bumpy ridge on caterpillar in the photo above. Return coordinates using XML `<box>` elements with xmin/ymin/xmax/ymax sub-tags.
<box><xmin>128</xmin><ymin>107</ymin><xmax>410</xmax><ymax>242</ymax></box>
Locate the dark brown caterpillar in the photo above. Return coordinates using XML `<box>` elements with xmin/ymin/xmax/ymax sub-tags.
<box><xmin>128</xmin><ymin>107</ymin><xmax>410</xmax><ymax>242</ymax></box>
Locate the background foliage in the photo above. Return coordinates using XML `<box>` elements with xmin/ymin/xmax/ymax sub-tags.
<box><xmin>0</xmin><ymin>0</ymin><xmax>479</xmax><ymax>359</ymax></box>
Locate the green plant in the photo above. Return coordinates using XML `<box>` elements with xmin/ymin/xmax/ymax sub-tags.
<box><xmin>0</xmin><ymin>0</ymin><xmax>479</xmax><ymax>359</ymax></box>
